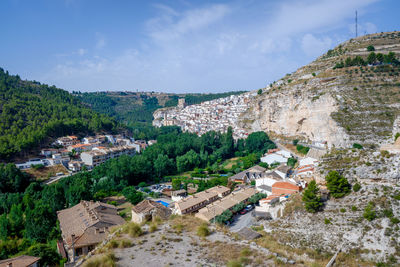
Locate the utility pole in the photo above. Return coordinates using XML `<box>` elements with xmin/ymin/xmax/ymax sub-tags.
<box><xmin>355</xmin><ymin>10</ymin><xmax>358</xmax><ymax>38</ymax></box>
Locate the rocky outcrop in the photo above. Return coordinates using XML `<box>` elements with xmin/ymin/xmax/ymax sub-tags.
<box><xmin>240</xmin><ymin>88</ymin><xmax>349</xmax><ymax>148</ymax></box>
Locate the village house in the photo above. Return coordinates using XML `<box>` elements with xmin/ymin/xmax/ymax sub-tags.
<box><xmin>68</xmin><ymin>160</ymin><xmax>83</xmax><ymax>172</ymax></box>
<box><xmin>131</xmin><ymin>200</ymin><xmax>172</xmax><ymax>224</ymax></box>
<box><xmin>195</xmin><ymin>187</ymin><xmax>258</xmax><ymax>222</ymax></box>
<box><xmin>0</xmin><ymin>255</ymin><xmax>41</xmax><ymax>267</ymax></box>
<box><xmin>174</xmin><ymin>185</ymin><xmax>230</xmax><ymax>215</ymax></box>
<box><xmin>171</xmin><ymin>189</ymin><xmax>187</xmax><ymax>201</ymax></box>
<box><xmin>80</xmin><ymin>146</ymin><xmax>136</xmax><ymax>168</ymax></box>
<box><xmin>229</xmin><ymin>165</ymin><xmax>267</xmax><ymax>184</ymax></box>
<box><xmin>56</xmin><ymin>136</ymin><xmax>79</xmax><ymax>147</ymax></box>
<box><xmin>67</xmin><ymin>143</ymin><xmax>92</xmax><ymax>153</ymax></box>
<box><xmin>57</xmin><ymin>200</ymin><xmax>125</xmax><ymax>262</ymax></box>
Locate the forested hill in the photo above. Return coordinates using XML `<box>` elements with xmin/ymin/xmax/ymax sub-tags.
<box><xmin>75</xmin><ymin>90</ymin><xmax>247</xmax><ymax>129</ymax></box>
<box><xmin>0</xmin><ymin>68</ymin><xmax>119</xmax><ymax>160</ymax></box>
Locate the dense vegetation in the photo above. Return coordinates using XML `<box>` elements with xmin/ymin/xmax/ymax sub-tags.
<box><xmin>0</xmin><ymin>126</ymin><xmax>275</xmax><ymax>260</ymax></box>
<box><xmin>0</xmin><ymin>68</ymin><xmax>119</xmax><ymax>160</ymax></box>
<box><xmin>334</xmin><ymin>51</ymin><xmax>399</xmax><ymax>69</ymax></box>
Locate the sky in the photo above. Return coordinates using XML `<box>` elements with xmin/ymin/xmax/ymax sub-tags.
<box><xmin>0</xmin><ymin>0</ymin><xmax>399</xmax><ymax>93</ymax></box>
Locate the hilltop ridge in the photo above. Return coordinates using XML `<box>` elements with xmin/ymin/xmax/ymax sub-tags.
<box><xmin>240</xmin><ymin>31</ymin><xmax>400</xmax><ymax>148</ymax></box>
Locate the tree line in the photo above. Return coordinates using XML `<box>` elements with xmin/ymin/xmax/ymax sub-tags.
<box><xmin>0</xmin><ymin>125</ymin><xmax>276</xmax><ymax>262</ymax></box>
<box><xmin>0</xmin><ymin>68</ymin><xmax>120</xmax><ymax>160</ymax></box>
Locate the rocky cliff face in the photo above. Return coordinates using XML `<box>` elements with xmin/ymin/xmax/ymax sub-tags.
<box><xmin>240</xmin><ymin>31</ymin><xmax>400</xmax><ymax>148</ymax></box>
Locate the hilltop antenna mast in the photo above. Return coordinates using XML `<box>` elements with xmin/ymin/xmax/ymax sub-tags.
<box><xmin>355</xmin><ymin>10</ymin><xmax>358</xmax><ymax>37</ymax></box>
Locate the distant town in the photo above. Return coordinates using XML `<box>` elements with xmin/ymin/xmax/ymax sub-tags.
<box><xmin>153</xmin><ymin>92</ymin><xmax>257</xmax><ymax>139</ymax></box>
<box><xmin>15</xmin><ymin>134</ymin><xmax>155</xmax><ymax>176</ymax></box>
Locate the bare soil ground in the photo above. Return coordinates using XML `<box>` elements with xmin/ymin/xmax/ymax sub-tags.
<box><xmin>24</xmin><ymin>164</ymin><xmax>68</xmax><ymax>180</ymax></box>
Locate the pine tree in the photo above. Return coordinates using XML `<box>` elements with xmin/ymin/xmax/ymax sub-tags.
<box><xmin>302</xmin><ymin>180</ymin><xmax>323</xmax><ymax>213</ymax></box>
<box><xmin>325</xmin><ymin>171</ymin><xmax>351</xmax><ymax>198</ymax></box>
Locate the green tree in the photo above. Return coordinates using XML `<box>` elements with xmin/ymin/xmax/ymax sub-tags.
<box><xmin>25</xmin><ymin>202</ymin><xmax>56</xmax><ymax>242</ymax></box>
<box><xmin>367</xmin><ymin>52</ymin><xmax>376</xmax><ymax>64</ymax></box>
<box><xmin>287</xmin><ymin>157</ymin><xmax>297</xmax><ymax>168</ymax></box>
<box><xmin>8</xmin><ymin>203</ymin><xmax>24</xmax><ymax>236</ymax></box>
<box><xmin>367</xmin><ymin>45</ymin><xmax>375</xmax><ymax>51</ymax></box>
<box><xmin>122</xmin><ymin>186</ymin><xmax>144</xmax><ymax>205</ymax></box>
<box><xmin>325</xmin><ymin>171</ymin><xmax>351</xmax><ymax>198</ymax></box>
<box><xmin>302</xmin><ymin>180</ymin><xmax>323</xmax><ymax>213</ymax></box>
<box><xmin>376</xmin><ymin>53</ymin><xmax>384</xmax><ymax>63</ymax></box>
<box><xmin>27</xmin><ymin>243</ymin><xmax>62</xmax><ymax>267</ymax></box>
<box><xmin>154</xmin><ymin>154</ymin><xmax>175</xmax><ymax>178</ymax></box>
<box><xmin>0</xmin><ymin>213</ymin><xmax>9</xmax><ymax>241</ymax></box>
<box><xmin>172</xmin><ymin>179</ymin><xmax>182</xmax><ymax>191</ymax></box>
<box><xmin>257</xmin><ymin>89</ymin><xmax>262</xmax><ymax>95</ymax></box>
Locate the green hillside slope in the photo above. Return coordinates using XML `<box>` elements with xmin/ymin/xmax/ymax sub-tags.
<box><xmin>0</xmin><ymin>68</ymin><xmax>119</xmax><ymax>160</ymax></box>
<box><xmin>75</xmin><ymin>90</ymin><xmax>247</xmax><ymax>128</ymax></box>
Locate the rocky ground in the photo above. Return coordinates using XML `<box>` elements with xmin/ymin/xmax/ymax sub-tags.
<box><xmin>265</xmin><ymin>181</ymin><xmax>400</xmax><ymax>266</ymax></box>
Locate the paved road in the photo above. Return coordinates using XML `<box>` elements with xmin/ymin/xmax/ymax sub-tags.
<box><xmin>229</xmin><ymin>211</ymin><xmax>255</xmax><ymax>232</ymax></box>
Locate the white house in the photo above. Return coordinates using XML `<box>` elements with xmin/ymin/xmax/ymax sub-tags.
<box><xmin>260</xmin><ymin>153</ymin><xmax>287</xmax><ymax>165</ymax></box>
<box><xmin>299</xmin><ymin>157</ymin><xmax>318</xmax><ymax>167</ymax></box>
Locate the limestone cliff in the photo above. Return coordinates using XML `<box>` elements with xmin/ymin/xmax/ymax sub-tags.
<box><xmin>240</xmin><ymin>31</ymin><xmax>400</xmax><ymax>148</ymax></box>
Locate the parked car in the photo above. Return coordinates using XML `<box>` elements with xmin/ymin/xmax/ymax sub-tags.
<box><xmin>239</xmin><ymin>209</ymin><xmax>247</xmax><ymax>215</ymax></box>
<box><xmin>245</xmin><ymin>204</ymin><xmax>254</xmax><ymax>211</ymax></box>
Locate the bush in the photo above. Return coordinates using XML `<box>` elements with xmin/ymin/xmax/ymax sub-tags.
<box><xmin>352</xmin><ymin>143</ymin><xmax>363</xmax><ymax>149</ymax></box>
<box><xmin>351</xmin><ymin>206</ymin><xmax>358</xmax><ymax>212</ymax></box>
<box><xmin>196</xmin><ymin>223</ymin><xmax>210</xmax><ymax>237</ymax></box>
<box><xmin>324</xmin><ymin>218</ymin><xmax>331</xmax><ymax>224</ymax></box>
<box><xmin>227</xmin><ymin>260</ymin><xmax>243</xmax><ymax>267</ymax></box>
<box><xmin>149</xmin><ymin>223</ymin><xmax>158</xmax><ymax>233</ymax></box>
<box><xmin>340</xmin><ymin>208</ymin><xmax>346</xmax><ymax>213</ymax></box>
<box><xmin>363</xmin><ymin>202</ymin><xmax>376</xmax><ymax>221</ymax></box>
<box><xmin>83</xmin><ymin>253</ymin><xmax>116</xmax><ymax>267</ymax></box>
<box><xmin>367</xmin><ymin>45</ymin><xmax>375</xmax><ymax>51</ymax></box>
<box><xmin>296</xmin><ymin>144</ymin><xmax>310</xmax><ymax>155</ymax></box>
<box><xmin>122</xmin><ymin>222</ymin><xmax>142</xmax><ymax>237</ymax></box>
<box><xmin>257</xmin><ymin>89</ymin><xmax>262</xmax><ymax>95</ymax></box>
<box><xmin>353</xmin><ymin>183</ymin><xmax>361</xmax><ymax>192</ymax></box>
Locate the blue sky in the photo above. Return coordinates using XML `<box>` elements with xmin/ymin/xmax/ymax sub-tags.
<box><xmin>1</xmin><ymin>0</ymin><xmax>399</xmax><ymax>93</ymax></box>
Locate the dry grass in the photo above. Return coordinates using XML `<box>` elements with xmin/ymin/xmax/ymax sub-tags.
<box><xmin>204</xmin><ymin>241</ymin><xmax>257</xmax><ymax>265</ymax></box>
<box><xmin>99</xmin><ymin>238</ymin><xmax>133</xmax><ymax>253</ymax></box>
<box><xmin>196</xmin><ymin>223</ymin><xmax>210</xmax><ymax>237</ymax></box>
<box><xmin>283</xmin><ymin>193</ymin><xmax>305</xmax><ymax>217</ymax></box>
<box><xmin>121</xmin><ymin>222</ymin><xmax>142</xmax><ymax>237</ymax></box>
<box><xmin>169</xmin><ymin>215</ymin><xmax>204</xmax><ymax>233</ymax></box>
<box><xmin>24</xmin><ymin>164</ymin><xmax>68</xmax><ymax>180</ymax></box>
<box><xmin>82</xmin><ymin>253</ymin><xmax>116</xmax><ymax>267</ymax></box>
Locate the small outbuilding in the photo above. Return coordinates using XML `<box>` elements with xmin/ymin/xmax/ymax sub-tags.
<box><xmin>131</xmin><ymin>199</ymin><xmax>172</xmax><ymax>223</ymax></box>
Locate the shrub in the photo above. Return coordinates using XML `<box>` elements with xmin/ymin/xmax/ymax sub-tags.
<box><xmin>240</xmin><ymin>248</ymin><xmax>252</xmax><ymax>257</ymax></box>
<box><xmin>352</xmin><ymin>143</ymin><xmax>363</xmax><ymax>149</ymax></box>
<box><xmin>351</xmin><ymin>206</ymin><xmax>358</xmax><ymax>212</ymax></box>
<box><xmin>226</xmin><ymin>260</ymin><xmax>242</xmax><ymax>267</ymax></box>
<box><xmin>257</xmin><ymin>89</ymin><xmax>262</xmax><ymax>95</ymax></box>
<box><xmin>83</xmin><ymin>253</ymin><xmax>116</xmax><ymax>267</ymax></box>
<box><xmin>122</xmin><ymin>222</ymin><xmax>142</xmax><ymax>237</ymax></box>
<box><xmin>312</xmin><ymin>72</ymin><xmax>316</xmax><ymax>77</ymax></box>
<box><xmin>395</xmin><ymin>132</ymin><xmax>400</xmax><ymax>141</ymax></box>
<box><xmin>149</xmin><ymin>223</ymin><xmax>158</xmax><ymax>233</ymax></box>
<box><xmin>390</xmin><ymin>217</ymin><xmax>400</xmax><ymax>224</ymax></box>
<box><xmin>196</xmin><ymin>223</ymin><xmax>210</xmax><ymax>237</ymax></box>
<box><xmin>367</xmin><ymin>45</ymin><xmax>375</xmax><ymax>51</ymax></box>
<box><xmin>324</xmin><ymin>218</ymin><xmax>331</xmax><ymax>224</ymax></box>
<box><xmin>353</xmin><ymin>183</ymin><xmax>361</xmax><ymax>192</ymax></box>
<box><xmin>363</xmin><ymin>202</ymin><xmax>376</xmax><ymax>221</ymax></box>
<box><xmin>340</xmin><ymin>208</ymin><xmax>346</xmax><ymax>213</ymax></box>
<box><xmin>296</xmin><ymin>144</ymin><xmax>310</xmax><ymax>155</ymax></box>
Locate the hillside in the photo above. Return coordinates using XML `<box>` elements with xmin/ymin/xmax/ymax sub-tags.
<box><xmin>75</xmin><ymin>91</ymin><xmax>246</xmax><ymax>129</ymax></box>
<box><xmin>240</xmin><ymin>31</ymin><xmax>400</xmax><ymax>148</ymax></box>
<box><xmin>0</xmin><ymin>68</ymin><xmax>119</xmax><ymax>160</ymax></box>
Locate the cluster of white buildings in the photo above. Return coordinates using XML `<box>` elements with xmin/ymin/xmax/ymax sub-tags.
<box><xmin>153</xmin><ymin>93</ymin><xmax>256</xmax><ymax>139</ymax></box>
<box><xmin>16</xmin><ymin>134</ymin><xmax>152</xmax><ymax>172</ymax></box>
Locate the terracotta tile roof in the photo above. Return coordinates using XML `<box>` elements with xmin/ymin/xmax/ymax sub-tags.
<box><xmin>0</xmin><ymin>255</ymin><xmax>40</xmax><ymax>267</ymax></box>
<box><xmin>272</xmin><ymin>181</ymin><xmax>301</xmax><ymax>191</ymax></box>
<box><xmin>175</xmin><ymin>185</ymin><xmax>229</xmax><ymax>212</ymax></box>
<box><xmin>132</xmin><ymin>199</ymin><xmax>169</xmax><ymax>214</ymax></box>
<box><xmin>57</xmin><ymin>200</ymin><xmax>125</xmax><ymax>248</ymax></box>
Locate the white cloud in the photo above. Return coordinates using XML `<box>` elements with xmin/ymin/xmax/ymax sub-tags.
<box><xmin>301</xmin><ymin>34</ymin><xmax>332</xmax><ymax>57</ymax></box>
<box><xmin>44</xmin><ymin>0</ymin><xmax>382</xmax><ymax>93</ymax></box>
<box><xmin>148</xmin><ymin>4</ymin><xmax>230</xmax><ymax>41</ymax></box>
